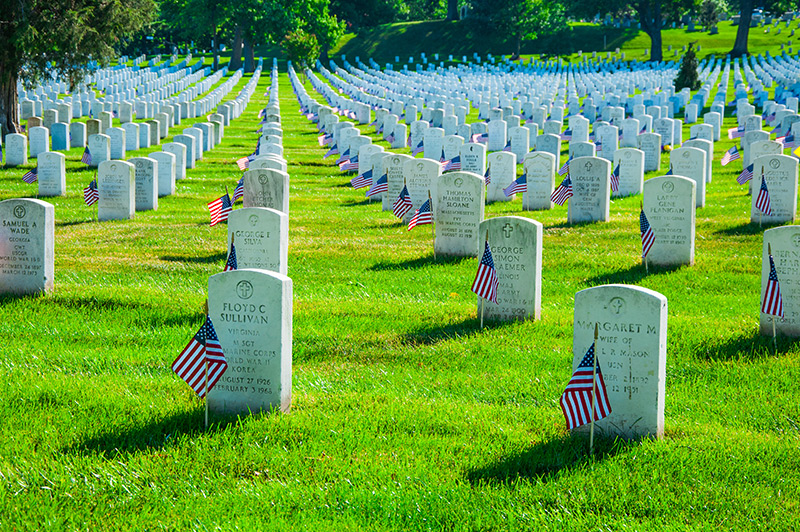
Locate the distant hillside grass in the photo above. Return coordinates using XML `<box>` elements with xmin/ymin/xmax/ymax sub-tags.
<box><xmin>322</xmin><ymin>18</ymin><xmax>797</xmax><ymax>64</ymax></box>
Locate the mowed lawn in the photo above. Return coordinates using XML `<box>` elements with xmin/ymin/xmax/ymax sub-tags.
<box><xmin>0</xmin><ymin>61</ymin><xmax>799</xmax><ymax>531</ymax></box>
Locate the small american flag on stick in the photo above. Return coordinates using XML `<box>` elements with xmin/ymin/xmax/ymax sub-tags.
<box><xmin>172</xmin><ymin>312</ymin><xmax>228</xmax><ymax>399</ymax></box>
<box><xmin>762</xmin><ymin>247</ymin><xmax>784</xmax><ymax>318</ymax></box>
<box><xmin>755</xmin><ymin>173</ymin><xmax>772</xmax><ymax>216</ymax></box>
<box><xmin>551</xmin><ymin>174</ymin><xmax>573</xmax><ymax>206</ymax></box>
<box><xmin>560</xmin><ymin>338</ymin><xmax>612</xmax><ymax>431</ymax></box>
<box><xmin>407</xmin><ymin>198</ymin><xmax>433</xmax><ymax>230</ymax></box>
<box><xmin>22</xmin><ymin>165</ymin><xmax>38</xmax><ymax>184</ymax></box>
<box><xmin>392</xmin><ymin>185</ymin><xmax>413</xmax><ymax>218</ymax></box>
<box><xmin>640</xmin><ymin>208</ymin><xmax>655</xmax><ymax>258</ymax></box>
<box><xmin>471</xmin><ymin>239</ymin><xmax>499</xmax><ymax>304</ymax></box>
<box><xmin>83</xmin><ymin>176</ymin><xmax>99</xmax><ymax>206</ymax></box>
<box><xmin>208</xmin><ymin>193</ymin><xmax>233</xmax><ymax>226</ymax></box>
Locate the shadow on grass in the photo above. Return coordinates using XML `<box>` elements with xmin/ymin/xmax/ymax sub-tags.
<box><xmin>402</xmin><ymin>315</ymin><xmax>486</xmax><ymax>346</ymax></box>
<box><xmin>586</xmin><ymin>263</ymin><xmax>685</xmax><ymax>286</ymax></box>
<box><xmin>67</xmin><ymin>409</ymin><xmax>248</xmax><ymax>457</ymax></box>
<box><xmin>692</xmin><ymin>330</ymin><xmax>800</xmax><ymax>361</ymax></box>
<box><xmin>161</xmin><ymin>251</ymin><xmax>227</xmax><ymax>264</ymax></box>
<box><xmin>714</xmin><ymin>221</ymin><xmax>780</xmax><ymax>236</ymax></box>
<box><xmin>371</xmin><ymin>254</ymin><xmax>471</xmax><ymax>271</ymax></box>
<box><xmin>47</xmin><ymin>294</ymin><xmax>201</xmax><ymax>327</ymax></box>
<box><xmin>342</xmin><ymin>198</ymin><xmax>379</xmax><ymax>207</ymax></box>
<box><xmin>467</xmin><ymin>434</ymin><xmax>630</xmax><ymax>485</ymax></box>
<box><xmin>545</xmin><ymin>220</ymin><xmax>597</xmax><ymax>230</ymax></box>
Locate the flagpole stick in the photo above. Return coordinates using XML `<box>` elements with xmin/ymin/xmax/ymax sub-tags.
<box><xmin>429</xmin><ymin>190</ymin><xmax>435</xmax><ymax>261</ymax></box>
<box><xmin>204</xmin><ymin>299</ymin><xmax>210</xmax><ymax>430</ymax></box>
<box><xmin>590</xmin><ymin>324</ymin><xmax>599</xmax><ymax>455</ymax></box>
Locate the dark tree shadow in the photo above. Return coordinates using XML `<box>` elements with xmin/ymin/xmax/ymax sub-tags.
<box><xmin>371</xmin><ymin>254</ymin><xmax>472</xmax><ymax>271</ymax></box>
<box><xmin>467</xmin><ymin>434</ymin><xmax>631</xmax><ymax>485</ymax></box>
<box><xmin>66</xmin><ymin>409</ymin><xmax>248</xmax><ymax>457</ymax></box>
<box><xmin>401</xmin><ymin>316</ymin><xmax>487</xmax><ymax>346</ymax></box>
<box><xmin>692</xmin><ymin>330</ymin><xmax>800</xmax><ymax>361</ymax></box>
<box><xmin>586</xmin><ymin>263</ymin><xmax>684</xmax><ymax>286</ymax></box>
<box><xmin>161</xmin><ymin>251</ymin><xmax>227</xmax><ymax>264</ymax></box>
<box><xmin>46</xmin><ymin>294</ymin><xmax>200</xmax><ymax>327</ymax></box>
<box><xmin>545</xmin><ymin>219</ymin><xmax>598</xmax><ymax>230</ymax></box>
<box><xmin>341</xmin><ymin>198</ymin><xmax>379</xmax><ymax>207</ymax></box>
<box><xmin>714</xmin><ymin>221</ymin><xmax>781</xmax><ymax>236</ymax></box>
<box><xmin>56</xmin><ymin>219</ymin><xmax>96</xmax><ymax>227</ymax></box>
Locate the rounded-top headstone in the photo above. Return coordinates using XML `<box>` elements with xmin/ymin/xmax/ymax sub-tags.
<box><xmin>0</xmin><ymin>198</ymin><xmax>55</xmax><ymax>295</ymax></box>
<box><xmin>573</xmin><ymin>284</ymin><xmax>667</xmax><ymax>439</ymax></box>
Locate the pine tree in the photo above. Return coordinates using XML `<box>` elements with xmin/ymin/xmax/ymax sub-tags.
<box><xmin>675</xmin><ymin>42</ymin><xmax>701</xmax><ymax>92</ymax></box>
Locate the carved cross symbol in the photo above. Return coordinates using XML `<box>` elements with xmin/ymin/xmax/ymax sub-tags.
<box><xmin>502</xmin><ymin>223</ymin><xmax>514</xmax><ymax>238</ymax></box>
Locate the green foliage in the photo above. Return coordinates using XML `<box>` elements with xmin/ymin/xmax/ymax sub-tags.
<box><xmin>468</xmin><ymin>0</ymin><xmax>568</xmax><ymax>56</ymax></box>
<box><xmin>698</xmin><ymin>0</ymin><xmax>722</xmax><ymax>31</ymax></box>
<box><xmin>1</xmin><ymin>0</ymin><xmax>156</xmax><ymax>88</ymax></box>
<box><xmin>329</xmin><ymin>0</ymin><xmax>407</xmax><ymax>29</ymax></box>
<box><xmin>282</xmin><ymin>28</ymin><xmax>321</xmax><ymax>67</ymax></box>
<box><xmin>675</xmin><ymin>42</ymin><xmax>700</xmax><ymax>91</ymax></box>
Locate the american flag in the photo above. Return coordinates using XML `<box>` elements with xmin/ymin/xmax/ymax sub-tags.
<box><xmin>366</xmin><ymin>173</ymin><xmax>388</xmax><ymax>197</ymax></box>
<box><xmin>407</xmin><ymin>198</ymin><xmax>433</xmax><ymax>230</ymax></box>
<box><xmin>439</xmin><ymin>149</ymin><xmax>447</xmax><ymax>163</ymax></box>
<box><xmin>411</xmin><ymin>140</ymin><xmax>424</xmax><ymax>156</ymax></box>
<box><xmin>551</xmin><ymin>174</ymin><xmax>573</xmax><ymax>205</ymax></box>
<box><xmin>610</xmin><ymin>163</ymin><xmax>620</xmax><ymax>192</ymax></box>
<box><xmin>471</xmin><ymin>133</ymin><xmax>489</xmax><ymax>144</ymax></box>
<box><xmin>737</xmin><ymin>164</ymin><xmax>755</xmax><ymax>185</ymax></box>
<box><xmin>778</xmin><ymin>135</ymin><xmax>795</xmax><ymax>150</ymax></box>
<box><xmin>386</xmin><ymin>133</ymin><xmax>395</xmax><ymax>143</ymax></box>
<box><xmin>721</xmin><ymin>145</ymin><xmax>741</xmax><ymax>166</ymax></box>
<box><xmin>471</xmin><ymin>240</ymin><xmax>499</xmax><ymax>304</ymax></box>
<box><xmin>336</xmin><ymin>148</ymin><xmax>351</xmax><ymax>165</ymax></box>
<box><xmin>443</xmin><ymin>155</ymin><xmax>461</xmax><ymax>172</ymax></box>
<box><xmin>81</xmin><ymin>147</ymin><xmax>92</xmax><ymax>165</ymax></box>
<box><xmin>762</xmin><ymin>252</ymin><xmax>785</xmax><ymax>317</ymax></box>
<box><xmin>324</xmin><ymin>143</ymin><xmax>339</xmax><ymax>158</ymax></box>
<box><xmin>392</xmin><ymin>185</ymin><xmax>413</xmax><ymax>218</ymax></box>
<box><xmin>406</xmin><ymin>133</ymin><xmax>412</xmax><ymax>147</ymax></box>
<box><xmin>318</xmin><ymin>133</ymin><xmax>332</xmax><ymax>146</ymax></box>
<box><xmin>224</xmin><ymin>241</ymin><xmax>237</xmax><ymax>271</ymax></box>
<box><xmin>558</xmin><ymin>155</ymin><xmax>572</xmax><ymax>176</ymax></box>
<box><xmin>755</xmin><ymin>174</ymin><xmax>772</xmax><ymax>216</ymax></box>
<box><xmin>502</xmin><ymin>141</ymin><xmax>512</xmax><ymax>152</ymax></box>
<box><xmin>640</xmin><ymin>209</ymin><xmax>655</xmax><ymax>258</ymax></box>
<box><xmin>503</xmin><ymin>172</ymin><xmax>527</xmax><ymax>196</ymax></box>
<box><xmin>560</xmin><ymin>341</ymin><xmax>612</xmax><ymax>431</ymax></box>
<box><xmin>340</xmin><ymin>155</ymin><xmax>359</xmax><ymax>172</ymax></box>
<box><xmin>639</xmin><ymin>125</ymin><xmax>647</xmax><ymax>134</ymax></box>
<box><xmin>350</xmin><ymin>168</ymin><xmax>373</xmax><ymax>189</ymax></box>
<box><xmin>83</xmin><ymin>178</ymin><xmax>99</xmax><ymax>206</ymax></box>
<box><xmin>208</xmin><ymin>193</ymin><xmax>233</xmax><ymax>226</ymax></box>
<box><xmin>728</xmin><ymin>126</ymin><xmax>745</xmax><ymax>139</ymax></box>
<box><xmin>233</xmin><ymin>177</ymin><xmax>244</xmax><ymax>202</ymax></box>
<box><xmin>560</xmin><ymin>128</ymin><xmax>572</xmax><ymax>141</ymax></box>
<box><xmin>171</xmin><ymin>315</ymin><xmax>228</xmax><ymax>399</ymax></box>
<box><xmin>236</xmin><ymin>156</ymin><xmax>251</xmax><ymax>171</ymax></box>
<box><xmin>22</xmin><ymin>165</ymin><xmax>38</xmax><ymax>183</ymax></box>
<box><xmin>665</xmin><ymin>166</ymin><xmax>673</xmax><ymax>176</ymax></box>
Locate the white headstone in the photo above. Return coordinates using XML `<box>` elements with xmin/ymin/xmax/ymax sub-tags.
<box><xmin>642</xmin><ymin>175</ymin><xmax>696</xmax><ymax>266</ymax></box>
<box><xmin>37</xmin><ymin>151</ymin><xmax>66</xmax><ymax>197</ymax></box>
<box><xmin>612</xmin><ymin>148</ymin><xmax>645</xmax><ymax>197</ymax></box>
<box><xmin>568</xmin><ymin>156</ymin><xmax>611</xmax><ymax>223</ymax></box>
<box><xmin>207</xmin><ymin>269</ymin><xmax>293</xmax><ymax>415</ymax></box>
<box><xmin>242</xmin><ymin>169</ymin><xmax>290</xmax><ymax>214</ymax></box>
<box><xmin>751</xmin><ymin>155</ymin><xmax>798</xmax><ymax>224</ymax></box>
<box><xmin>670</xmin><ymin>147</ymin><xmax>707</xmax><ymax>208</ymax></box>
<box><xmin>149</xmin><ymin>151</ymin><xmax>176</xmax><ymax>197</ymax></box>
<box><xmin>434</xmin><ymin>171</ymin><xmax>484</xmax><ymax>257</ymax></box>
<box><xmin>572</xmin><ymin>284</ymin><xmax>667</xmax><ymax>439</ymax></box>
<box><xmin>98</xmin><ymin>160</ymin><xmax>135</xmax><ymax>221</ymax></box>
<box><xmin>129</xmin><ymin>157</ymin><xmax>158</xmax><ymax>211</ymax></box>
<box><xmin>0</xmin><ymin>198</ymin><xmax>54</xmax><ymax>295</ymax></box>
<box><xmin>227</xmin><ymin>207</ymin><xmax>289</xmax><ymax>275</ymax></box>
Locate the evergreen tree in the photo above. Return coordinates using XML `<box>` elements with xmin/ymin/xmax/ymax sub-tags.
<box><xmin>675</xmin><ymin>42</ymin><xmax>700</xmax><ymax>92</ymax></box>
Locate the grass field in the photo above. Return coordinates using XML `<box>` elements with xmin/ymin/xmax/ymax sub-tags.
<box><xmin>328</xmin><ymin>17</ymin><xmax>800</xmax><ymax>64</ymax></box>
<box><xmin>1</xmin><ymin>52</ymin><xmax>800</xmax><ymax>529</ymax></box>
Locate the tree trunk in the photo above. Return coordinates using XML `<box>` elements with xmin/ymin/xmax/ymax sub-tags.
<box><xmin>0</xmin><ymin>70</ymin><xmax>20</xmax><ymax>140</ymax></box>
<box><xmin>446</xmin><ymin>0</ymin><xmax>458</xmax><ymax>21</ymax></box>
<box><xmin>244</xmin><ymin>35</ymin><xmax>255</xmax><ymax>73</ymax></box>
<box><xmin>212</xmin><ymin>23</ymin><xmax>220</xmax><ymax>70</ymax></box>
<box><xmin>731</xmin><ymin>0</ymin><xmax>754</xmax><ymax>57</ymax></box>
<box><xmin>230</xmin><ymin>25</ymin><xmax>244</xmax><ymax>70</ymax></box>
<box><xmin>638</xmin><ymin>1</ymin><xmax>663</xmax><ymax>62</ymax></box>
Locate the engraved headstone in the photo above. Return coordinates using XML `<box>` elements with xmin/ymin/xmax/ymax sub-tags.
<box><xmin>173</xmin><ymin>134</ymin><xmax>196</xmax><ymax>169</ymax></box>
<box><xmin>761</xmin><ymin>226</ymin><xmax>800</xmax><ymax>336</ymax></box>
<box><xmin>572</xmin><ymin>284</ymin><xmax>667</xmax><ymax>439</ymax></box>
<box><xmin>5</xmin><ymin>134</ymin><xmax>27</xmax><ymax>166</ymax></box>
<box><xmin>642</xmin><ymin>175</ymin><xmax>696</xmax><ymax>266</ymax></box>
<box><xmin>207</xmin><ymin>269</ymin><xmax>293</xmax><ymax>415</ymax></box>
<box><xmin>568</xmin><ymin>156</ymin><xmax>611</xmax><ymax>223</ymax></box>
<box><xmin>163</xmin><ymin>142</ymin><xmax>187</xmax><ymax>180</ymax></box>
<box><xmin>459</xmin><ymin>142</ymin><xmax>486</xmax><ymax>176</ymax></box>
<box><xmin>486</xmin><ymin>151</ymin><xmax>517</xmax><ymax>202</ymax></box>
<box><xmin>149</xmin><ymin>151</ymin><xmax>176</xmax><ymax>197</ymax></box>
<box><xmin>522</xmin><ymin>152</ymin><xmax>555</xmax><ymax>211</ymax></box>
<box><xmin>37</xmin><ymin>152</ymin><xmax>66</xmax><ymax>197</ymax></box>
<box><xmin>87</xmin><ymin>134</ymin><xmax>110</xmax><ymax>167</ymax></box>
<box><xmin>108</xmin><ymin>127</ymin><xmax>126</xmax><ymax>160</ymax></box>
<box><xmin>434</xmin><ymin>171</ymin><xmax>484</xmax><ymax>257</ymax></box>
<box><xmin>638</xmin><ymin>132</ymin><xmax>662</xmax><ymax>172</ymax></box>
<box><xmin>98</xmin><ymin>160</ymin><xmax>135</xmax><ymax>221</ymax></box>
<box><xmin>670</xmin><ymin>147</ymin><xmax>707</xmax><ymax>208</ymax></box>
<box><xmin>227</xmin><ymin>207</ymin><xmax>289</xmax><ymax>275</ymax></box>
<box><xmin>29</xmin><ymin>126</ymin><xmax>49</xmax><ymax>158</ymax></box>
<box><xmin>402</xmin><ymin>158</ymin><xmax>442</xmax><ymax>222</ymax></box>
<box><xmin>751</xmin><ymin>155</ymin><xmax>798</xmax><ymax>224</ymax></box>
<box><xmin>69</xmin><ymin>122</ymin><xmax>86</xmax><ymax>149</ymax></box>
<box><xmin>0</xmin><ymin>198</ymin><xmax>54</xmax><ymax>295</ymax></box>
<box><xmin>129</xmin><ymin>157</ymin><xmax>158</xmax><ymax>211</ymax></box>
<box><xmin>382</xmin><ymin>153</ymin><xmax>413</xmax><ymax>212</ymax></box>
<box><xmin>612</xmin><ymin>148</ymin><xmax>645</xmax><ymax>197</ymax></box>
<box><xmin>242</xmin><ymin>169</ymin><xmax>290</xmax><ymax>214</ymax></box>
<box><xmin>479</xmin><ymin>216</ymin><xmax>542</xmax><ymax>321</ymax></box>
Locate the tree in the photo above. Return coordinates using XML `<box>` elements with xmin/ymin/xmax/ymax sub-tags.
<box><xmin>565</xmin><ymin>0</ymin><xmax>694</xmax><ymax>62</ymax></box>
<box><xmin>282</xmin><ymin>29</ymin><xmax>320</xmax><ymax>71</ymax></box>
<box><xmin>447</xmin><ymin>0</ymin><xmax>459</xmax><ymax>20</ymax></box>
<box><xmin>0</xmin><ymin>0</ymin><xmax>156</xmax><ymax>137</ymax></box>
<box><xmin>698</xmin><ymin>0</ymin><xmax>722</xmax><ymax>31</ymax></box>
<box><xmin>675</xmin><ymin>42</ymin><xmax>700</xmax><ymax>91</ymax></box>
<box><xmin>469</xmin><ymin>0</ymin><xmax>568</xmax><ymax>58</ymax></box>
<box><xmin>160</xmin><ymin>0</ymin><xmax>227</xmax><ymax>69</ymax></box>
<box><xmin>730</xmin><ymin>0</ymin><xmax>793</xmax><ymax>57</ymax></box>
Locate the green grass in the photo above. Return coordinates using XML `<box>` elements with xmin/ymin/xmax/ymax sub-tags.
<box><xmin>1</xmin><ymin>59</ymin><xmax>800</xmax><ymax>530</ymax></box>
<box><xmin>328</xmin><ymin>18</ymin><xmax>800</xmax><ymax>64</ymax></box>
